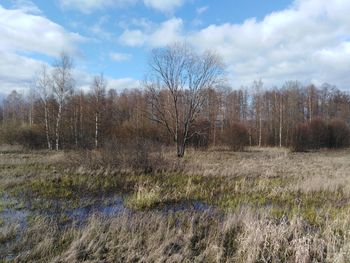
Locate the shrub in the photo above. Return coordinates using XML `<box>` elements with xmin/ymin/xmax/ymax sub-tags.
<box><xmin>291</xmin><ymin>118</ymin><xmax>350</xmax><ymax>152</ymax></box>
<box><xmin>309</xmin><ymin>118</ymin><xmax>329</xmax><ymax>149</ymax></box>
<box><xmin>223</xmin><ymin>123</ymin><xmax>250</xmax><ymax>151</ymax></box>
<box><xmin>187</xmin><ymin>120</ymin><xmax>211</xmax><ymax>150</ymax></box>
<box><xmin>328</xmin><ymin>119</ymin><xmax>350</xmax><ymax>148</ymax></box>
<box><xmin>0</xmin><ymin>125</ymin><xmax>45</xmax><ymax>149</ymax></box>
<box><xmin>74</xmin><ymin>139</ymin><xmax>168</xmax><ymax>173</ymax></box>
<box><xmin>291</xmin><ymin>123</ymin><xmax>310</xmax><ymax>152</ymax></box>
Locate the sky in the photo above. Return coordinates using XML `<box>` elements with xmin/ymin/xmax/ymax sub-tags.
<box><xmin>1</xmin><ymin>0</ymin><xmax>350</xmax><ymax>97</ymax></box>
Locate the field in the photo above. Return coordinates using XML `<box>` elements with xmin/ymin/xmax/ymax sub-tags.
<box><xmin>1</xmin><ymin>145</ymin><xmax>350</xmax><ymax>262</ymax></box>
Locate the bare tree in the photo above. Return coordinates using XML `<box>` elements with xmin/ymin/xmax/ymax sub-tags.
<box><xmin>36</xmin><ymin>65</ymin><xmax>52</xmax><ymax>150</ymax></box>
<box><xmin>253</xmin><ymin>80</ymin><xmax>264</xmax><ymax>147</ymax></box>
<box><xmin>52</xmin><ymin>52</ymin><xmax>74</xmax><ymax>151</ymax></box>
<box><xmin>90</xmin><ymin>74</ymin><xmax>106</xmax><ymax>148</ymax></box>
<box><xmin>279</xmin><ymin>91</ymin><xmax>284</xmax><ymax>147</ymax></box>
<box><xmin>146</xmin><ymin>43</ymin><xmax>224</xmax><ymax>157</ymax></box>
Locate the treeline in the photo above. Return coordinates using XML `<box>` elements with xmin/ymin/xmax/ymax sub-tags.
<box><xmin>0</xmin><ymin>54</ymin><xmax>350</xmax><ymax>153</ymax></box>
<box><xmin>1</xmin><ymin>80</ymin><xmax>350</xmax><ymax>151</ymax></box>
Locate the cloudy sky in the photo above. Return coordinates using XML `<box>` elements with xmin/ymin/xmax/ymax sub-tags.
<box><xmin>1</xmin><ymin>0</ymin><xmax>350</xmax><ymax>95</ymax></box>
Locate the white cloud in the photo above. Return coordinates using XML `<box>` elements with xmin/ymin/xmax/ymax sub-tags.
<box><xmin>144</xmin><ymin>0</ymin><xmax>184</xmax><ymax>13</ymax></box>
<box><xmin>89</xmin><ymin>16</ymin><xmax>114</xmax><ymax>40</ymax></box>
<box><xmin>118</xmin><ymin>17</ymin><xmax>154</xmax><ymax>31</ymax></box>
<box><xmin>186</xmin><ymin>0</ymin><xmax>350</xmax><ymax>88</ymax></box>
<box><xmin>120</xmin><ymin>18</ymin><xmax>183</xmax><ymax>47</ymax></box>
<box><xmin>58</xmin><ymin>70</ymin><xmax>139</xmax><ymax>93</ymax></box>
<box><xmin>0</xmin><ymin>4</ymin><xmax>85</xmax><ymax>94</ymax></box>
<box><xmin>0</xmin><ymin>5</ymin><xmax>85</xmax><ymax>57</ymax></box>
<box><xmin>58</xmin><ymin>0</ymin><xmax>185</xmax><ymax>13</ymax></box>
<box><xmin>110</xmin><ymin>52</ymin><xmax>132</xmax><ymax>61</ymax></box>
<box><xmin>0</xmin><ymin>51</ymin><xmax>44</xmax><ymax>94</ymax></box>
<box><xmin>0</xmin><ymin>4</ymin><xmax>140</xmax><ymax>96</ymax></box>
<box><xmin>119</xmin><ymin>29</ymin><xmax>147</xmax><ymax>47</ymax></box>
<box><xmin>58</xmin><ymin>0</ymin><xmax>137</xmax><ymax>14</ymax></box>
<box><xmin>118</xmin><ymin>0</ymin><xmax>350</xmax><ymax>89</ymax></box>
<box><xmin>108</xmin><ymin>78</ymin><xmax>140</xmax><ymax>90</ymax></box>
<box><xmin>196</xmin><ymin>6</ymin><xmax>208</xmax><ymax>15</ymax></box>
<box><xmin>11</xmin><ymin>0</ymin><xmax>42</xmax><ymax>14</ymax></box>
<box><xmin>149</xmin><ymin>18</ymin><xmax>183</xmax><ymax>46</ymax></box>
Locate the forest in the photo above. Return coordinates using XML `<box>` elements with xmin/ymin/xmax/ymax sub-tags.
<box><xmin>1</xmin><ymin>46</ymin><xmax>350</xmax><ymax>155</ymax></box>
<box><xmin>1</xmin><ymin>45</ymin><xmax>350</xmax><ymax>262</ymax></box>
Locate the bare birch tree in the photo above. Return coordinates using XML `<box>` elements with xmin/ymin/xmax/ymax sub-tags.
<box><xmin>90</xmin><ymin>74</ymin><xmax>106</xmax><ymax>148</ymax></box>
<box><xmin>36</xmin><ymin>65</ymin><xmax>52</xmax><ymax>150</ymax></box>
<box><xmin>253</xmin><ymin>80</ymin><xmax>264</xmax><ymax>147</ymax></box>
<box><xmin>52</xmin><ymin>53</ymin><xmax>74</xmax><ymax>151</ymax></box>
<box><xmin>145</xmin><ymin>43</ymin><xmax>224</xmax><ymax>157</ymax></box>
<box><xmin>278</xmin><ymin>91</ymin><xmax>284</xmax><ymax>147</ymax></box>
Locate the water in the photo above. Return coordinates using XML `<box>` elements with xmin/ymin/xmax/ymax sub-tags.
<box><xmin>65</xmin><ymin>196</ymin><xmax>128</xmax><ymax>224</ymax></box>
<box><xmin>0</xmin><ymin>208</ymin><xmax>29</xmax><ymax>228</ymax></box>
<box><xmin>1</xmin><ymin>194</ymin><xmax>216</xmax><ymax>230</ymax></box>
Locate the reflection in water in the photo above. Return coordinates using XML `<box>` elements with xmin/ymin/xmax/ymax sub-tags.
<box><xmin>1</xmin><ymin>194</ymin><xmax>216</xmax><ymax>229</ymax></box>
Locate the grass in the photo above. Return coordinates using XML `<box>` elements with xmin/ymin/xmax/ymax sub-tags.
<box><xmin>1</xmin><ymin>146</ymin><xmax>350</xmax><ymax>261</ymax></box>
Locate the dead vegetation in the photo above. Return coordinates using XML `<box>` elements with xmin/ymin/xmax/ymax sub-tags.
<box><xmin>1</xmin><ymin>146</ymin><xmax>350</xmax><ymax>262</ymax></box>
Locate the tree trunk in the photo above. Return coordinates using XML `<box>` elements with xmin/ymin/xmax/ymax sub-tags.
<box><xmin>55</xmin><ymin>104</ymin><xmax>62</xmax><ymax>151</ymax></box>
<box><xmin>80</xmin><ymin>93</ymin><xmax>83</xmax><ymax>140</ymax></box>
<box><xmin>175</xmin><ymin>129</ymin><xmax>186</xmax><ymax>158</ymax></box>
<box><xmin>29</xmin><ymin>104</ymin><xmax>33</xmax><ymax>127</ymax></box>
<box><xmin>177</xmin><ymin>141</ymin><xmax>185</xmax><ymax>157</ymax></box>
<box><xmin>213</xmin><ymin>122</ymin><xmax>216</xmax><ymax>147</ymax></box>
<box><xmin>44</xmin><ymin>104</ymin><xmax>51</xmax><ymax>150</ymax></box>
<box><xmin>309</xmin><ymin>92</ymin><xmax>312</xmax><ymax>122</ymax></box>
<box><xmin>258</xmin><ymin>113</ymin><xmax>262</xmax><ymax>147</ymax></box>
<box><xmin>279</xmin><ymin>94</ymin><xmax>283</xmax><ymax>147</ymax></box>
<box><xmin>95</xmin><ymin>113</ymin><xmax>98</xmax><ymax>148</ymax></box>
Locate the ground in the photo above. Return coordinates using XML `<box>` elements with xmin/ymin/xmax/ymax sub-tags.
<box><xmin>1</xmin><ymin>145</ymin><xmax>350</xmax><ymax>262</ymax></box>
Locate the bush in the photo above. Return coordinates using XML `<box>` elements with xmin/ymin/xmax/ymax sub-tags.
<box><xmin>74</xmin><ymin>139</ymin><xmax>168</xmax><ymax>173</ymax></box>
<box><xmin>328</xmin><ymin>120</ymin><xmax>350</xmax><ymax>148</ymax></box>
<box><xmin>291</xmin><ymin>123</ymin><xmax>310</xmax><ymax>152</ymax></box>
<box><xmin>0</xmin><ymin>125</ymin><xmax>45</xmax><ymax>149</ymax></box>
<box><xmin>223</xmin><ymin>123</ymin><xmax>250</xmax><ymax>151</ymax></box>
<box><xmin>309</xmin><ymin>118</ymin><xmax>329</xmax><ymax>149</ymax></box>
<box><xmin>187</xmin><ymin>120</ymin><xmax>211</xmax><ymax>150</ymax></box>
<box><xmin>291</xmin><ymin>118</ymin><xmax>350</xmax><ymax>152</ymax></box>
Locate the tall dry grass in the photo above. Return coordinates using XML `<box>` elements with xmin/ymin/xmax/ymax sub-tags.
<box><xmin>2</xmin><ymin>146</ymin><xmax>350</xmax><ymax>262</ymax></box>
<box><xmin>2</xmin><ymin>209</ymin><xmax>350</xmax><ymax>262</ymax></box>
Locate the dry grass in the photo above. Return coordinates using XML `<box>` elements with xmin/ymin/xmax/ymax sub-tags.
<box><xmin>2</xmin><ymin>209</ymin><xmax>350</xmax><ymax>262</ymax></box>
<box><xmin>2</xmin><ymin>146</ymin><xmax>350</xmax><ymax>262</ymax></box>
<box><xmin>182</xmin><ymin>146</ymin><xmax>350</xmax><ymax>180</ymax></box>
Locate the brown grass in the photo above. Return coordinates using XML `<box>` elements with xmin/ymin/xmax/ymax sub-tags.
<box><xmin>2</xmin><ymin>146</ymin><xmax>350</xmax><ymax>262</ymax></box>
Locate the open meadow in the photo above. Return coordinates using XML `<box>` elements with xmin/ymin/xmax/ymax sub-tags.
<box><xmin>2</xmin><ymin>0</ymin><xmax>350</xmax><ymax>262</ymax></box>
<box><xmin>1</xmin><ymin>145</ymin><xmax>350</xmax><ymax>262</ymax></box>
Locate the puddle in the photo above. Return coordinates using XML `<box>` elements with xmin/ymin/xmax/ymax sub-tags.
<box><xmin>0</xmin><ymin>208</ymin><xmax>29</xmax><ymax>228</ymax></box>
<box><xmin>64</xmin><ymin>196</ymin><xmax>129</xmax><ymax>224</ymax></box>
<box><xmin>1</xmin><ymin>194</ymin><xmax>217</xmax><ymax>231</ymax></box>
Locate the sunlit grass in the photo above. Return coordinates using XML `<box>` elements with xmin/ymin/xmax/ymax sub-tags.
<box><xmin>1</xmin><ymin>146</ymin><xmax>350</xmax><ymax>261</ymax></box>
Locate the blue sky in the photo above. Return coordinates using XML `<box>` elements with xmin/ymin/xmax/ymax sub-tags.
<box><xmin>1</xmin><ymin>0</ymin><xmax>350</xmax><ymax>95</ymax></box>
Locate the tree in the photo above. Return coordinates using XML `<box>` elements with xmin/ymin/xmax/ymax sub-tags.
<box><xmin>328</xmin><ymin>119</ymin><xmax>350</xmax><ymax>148</ymax></box>
<box><xmin>309</xmin><ymin>118</ymin><xmax>328</xmax><ymax>149</ymax></box>
<box><xmin>253</xmin><ymin>80</ymin><xmax>264</xmax><ymax>147</ymax></box>
<box><xmin>3</xmin><ymin>90</ymin><xmax>25</xmax><ymax>124</ymax></box>
<box><xmin>90</xmin><ymin>74</ymin><xmax>106</xmax><ymax>148</ymax></box>
<box><xmin>291</xmin><ymin>123</ymin><xmax>310</xmax><ymax>152</ymax></box>
<box><xmin>145</xmin><ymin>43</ymin><xmax>224</xmax><ymax>157</ymax></box>
<box><xmin>52</xmin><ymin>52</ymin><xmax>74</xmax><ymax>150</ymax></box>
<box><xmin>223</xmin><ymin>122</ymin><xmax>249</xmax><ymax>151</ymax></box>
<box><xmin>36</xmin><ymin>65</ymin><xmax>52</xmax><ymax>150</ymax></box>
